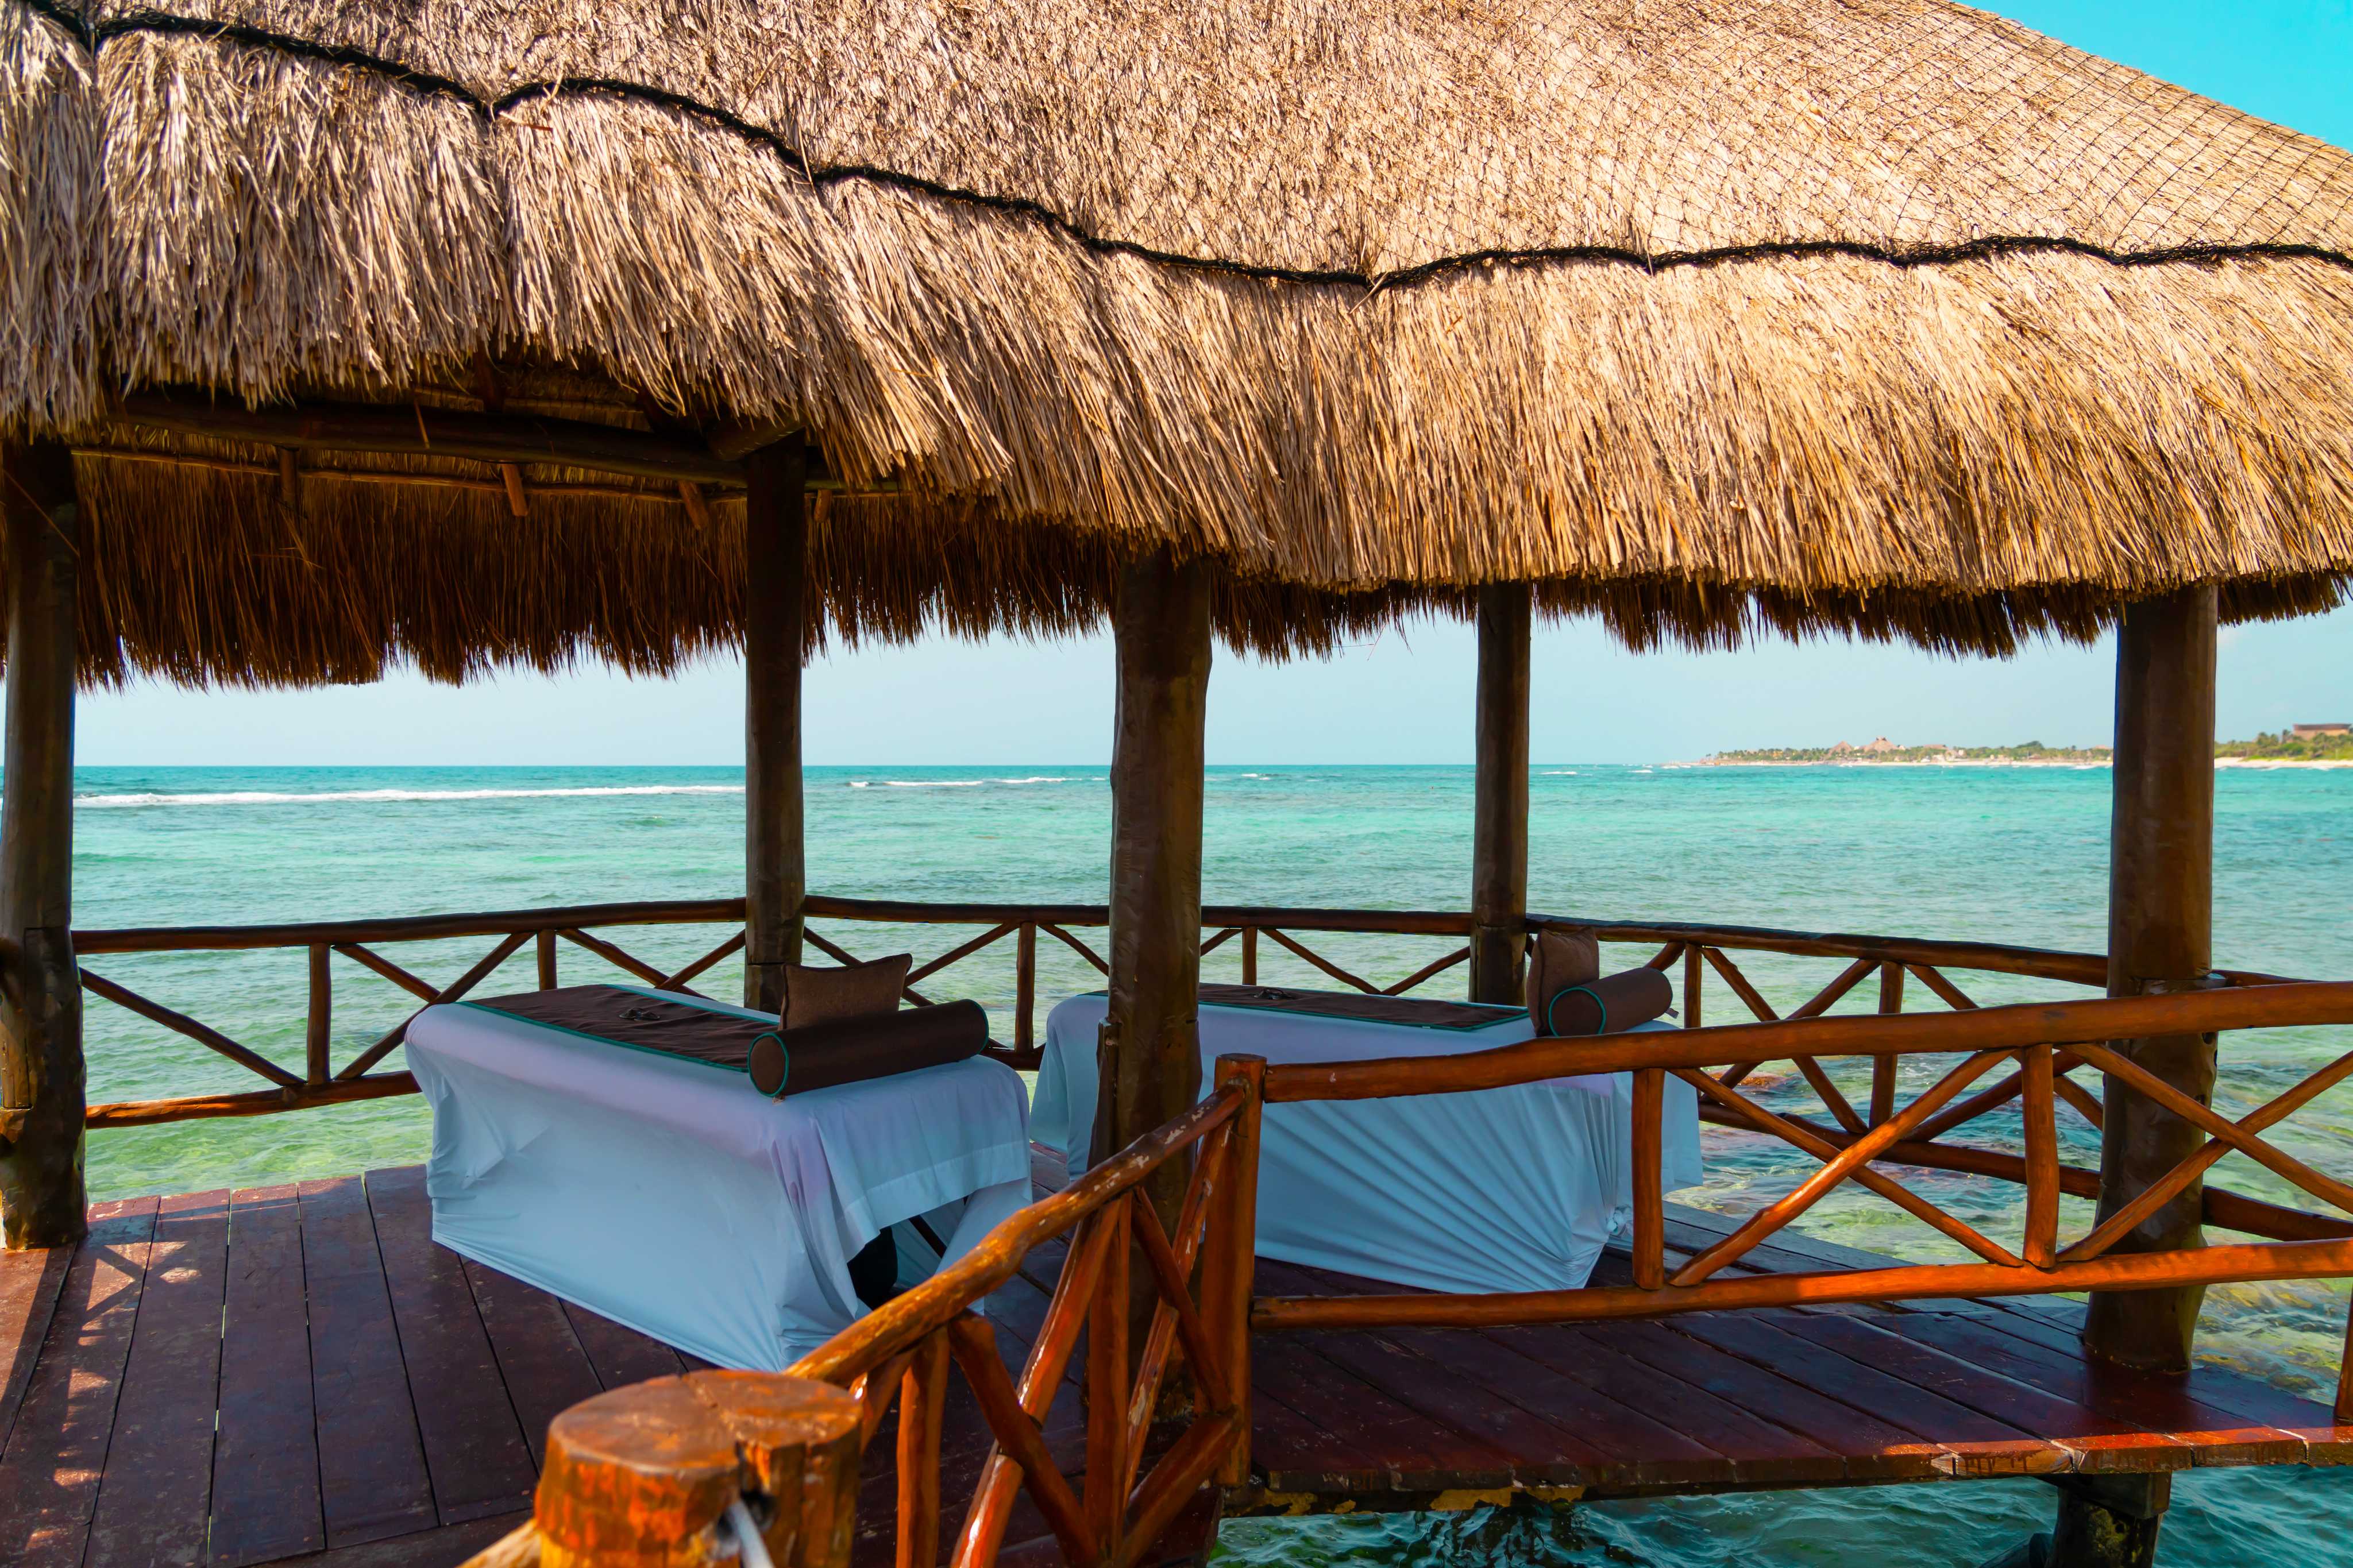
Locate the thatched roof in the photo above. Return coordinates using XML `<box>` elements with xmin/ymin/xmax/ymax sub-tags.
<box><xmin>5</xmin><ymin>0</ymin><xmax>2352</xmax><ymax>681</ymax></box>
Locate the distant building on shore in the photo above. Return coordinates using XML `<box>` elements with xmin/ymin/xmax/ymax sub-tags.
<box><xmin>2293</xmin><ymin>722</ymin><xmax>2351</xmax><ymax>738</ymax></box>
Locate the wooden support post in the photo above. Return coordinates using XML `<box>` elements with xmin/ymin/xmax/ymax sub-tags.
<box><xmin>1241</xmin><ymin>926</ymin><xmax>1258</xmax><ymax>986</ymax></box>
<box><xmin>1468</xmin><ymin>583</ymin><xmax>1531</xmax><ymax>1005</ymax></box>
<box><xmin>537</xmin><ymin>929</ymin><xmax>559</xmax><ymax>990</ymax></box>
<box><xmin>743</xmin><ymin>438</ymin><xmax>809</xmax><ymax>1014</ymax></box>
<box><xmin>306</xmin><ymin>945</ymin><xmax>332</xmax><ymax>1086</ymax></box>
<box><xmin>2087</xmin><ymin>586</ymin><xmax>2217</xmax><ymax>1376</ymax></box>
<box><xmin>2046</xmin><ymin>1473</ymin><xmax>2171</xmax><ymax>1568</ymax></box>
<box><xmin>0</xmin><ymin>439</ymin><xmax>86</xmax><ymax>1250</ymax></box>
<box><xmin>532</xmin><ymin>1370</ymin><xmax>861</xmax><ymax>1568</ymax></box>
<box><xmin>1098</xmin><ymin>549</ymin><xmax>1211</xmax><ymax>1230</ymax></box>
<box><xmin>1206</xmin><ymin>1054</ymin><xmax>1264</xmax><ymax>1488</ymax></box>
<box><xmin>1683</xmin><ymin>944</ymin><xmax>1703</xmax><ymax>1032</ymax></box>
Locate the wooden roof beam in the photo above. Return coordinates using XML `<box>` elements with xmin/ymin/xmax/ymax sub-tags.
<box><xmin>115</xmin><ymin>392</ymin><xmax>761</xmax><ymax>487</ymax></box>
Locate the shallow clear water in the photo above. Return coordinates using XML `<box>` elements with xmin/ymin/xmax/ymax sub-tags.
<box><xmin>58</xmin><ymin>762</ymin><xmax>2353</xmax><ymax>1565</ymax></box>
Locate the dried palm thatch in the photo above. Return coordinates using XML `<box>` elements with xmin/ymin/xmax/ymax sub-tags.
<box><xmin>3</xmin><ymin>0</ymin><xmax>2352</xmax><ymax>682</ymax></box>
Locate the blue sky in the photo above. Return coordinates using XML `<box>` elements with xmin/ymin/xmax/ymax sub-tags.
<box><xmin>78</xmin><ymin>3</ymin><xmax>2353</xmax><ymax>767</ymax></box>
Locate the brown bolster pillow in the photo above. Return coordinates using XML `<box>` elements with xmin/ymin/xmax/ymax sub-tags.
<box><xmin>748</xmin><ymin>998</ymin><xmax>989</xmax><ymax>1098</ymax></box>
<box><xmin>1532</xmin><ymin>965</ymin><xmax>1674</xmax><ymax>1037</ymax></box>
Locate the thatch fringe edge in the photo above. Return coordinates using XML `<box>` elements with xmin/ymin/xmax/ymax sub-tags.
<box><xmin>22</xmin><ymin>0</ymin><xmax>2353</xmax><ymax>292</ymax></box>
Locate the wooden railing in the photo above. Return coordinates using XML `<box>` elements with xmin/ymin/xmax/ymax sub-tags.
<box><xmin>462</xmin><ymin>1057</ymin><xmax>1265</xmax><ymax>1568</ymax></box>
<box><xmin>1251</xmin><ymin>979</ymin><xmax>2353</xmax><ymax>1416</ymax></box>
<box><xmin>786</xmin><ymin>1058</ymin><xmax>1262</xmax><ymax>1568</ymax></box>
<box><xmin>397</xmin><ymin>905</ymin><xmax>2353</xmax><ymax>1564</ymax></box>
<box><xmin>74</xmin><ymin>894</ymin><xmax>2193</xmax><ymax>1129</ymax></box>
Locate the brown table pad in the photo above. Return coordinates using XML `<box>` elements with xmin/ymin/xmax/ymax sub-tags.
<box><xmin>466</xmin><ymin>984</ymin><xmax>773</xmax><ymax>1072</ymax></box>
<box><xmin>463</xmin><ymin>983</ymin><xmax>992</xmax><ymax>1097</ymax></box>
<box><xmin>1197</xmin><ymin>983</ymin><xmax>1523</xmax><ymax>1030</ymax></box>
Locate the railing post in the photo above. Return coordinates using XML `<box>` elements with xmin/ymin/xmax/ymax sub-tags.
<box><xmin>896</xmin><ymin>1331</ymin><xmax>948</xmax><ymax>1568</ymax></box>
<box><xmin>531</xmin><ymin>1370</ymin><xmax>859</xmax><ymax>1568</ymax></box>
<box><xmin>306</xmin><ymin>945</ymin><xmax>331</xmax><ymax>1087</ymax></box>
<box><xmin>2022</xmin><ymin>1044</ymin><xmax>2060</xmax><ymax>1268</ymax></box>
<box><xmin>1631</xmin><ymin>1067</ymin><xmax>1665</xmax><ymax>1290</ymax></box>
<box><xmin>1241</xmin><ymin>926</ymin><xmax>1257</xmax><ymax>987</ymax></box>
<box><xmin>1206</xmin><ymin>1055</ymin><xmax>1264</xmax><ymax>1489</ymax></box>
<box><xmin>1015</xmin><ymin>923</ymin><xmax>1037</xmax><ymax>1058</ymax></box>
<box><xmin>1085</xmin><ymin>1197</ymin><xmax>1132</xmax><ymax>1561</ymax></box>
<box><xmin>1683</xmin><ymin>945</ymin><xmax>1703</xmax><ymax>1032</ymax></box>
<box><xmin>538</xmin><ymin>929</ymin><xmax>559</xmax><ymax>990</ymax></box>
<box><xmin>1870</xmin><ymin>962</ymin><xmax>1904</xmax><ymax>1126</ymax></box>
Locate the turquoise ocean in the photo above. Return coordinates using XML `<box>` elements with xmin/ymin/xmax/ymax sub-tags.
<box><xmin>64</xmin><ymin>762</ymin><xmax>2353</xmax><ymax>1566</ymax></box>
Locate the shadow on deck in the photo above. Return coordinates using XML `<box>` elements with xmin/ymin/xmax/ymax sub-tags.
<box><xmin>2</xmin><ymin>1159</ymin><xmax>2346</xmax><ymax>1566</ymax></box>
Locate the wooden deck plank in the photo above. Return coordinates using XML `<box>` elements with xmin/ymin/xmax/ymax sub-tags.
<box><xmin>299</xmin><ymin>1177</ymin><xmax>437</xmax><ymax>1548</ymax></box>
<box><xmin>1908</xmin><ymin>1297</ymin><xmax>2353</xmax><ymax>1455</ymax></box>
<box><xmin>1291</xmin><ymin>1327</ymin><xmax>1597</xmax><ymax>1488</ymax></box>
<box><xmin>211</xmin><ymin>1185</ymin><xmax>325</xmax><ymax>1567</ymax></box>
<box><xmin>1874</xmin><ymin>1311</ymin><xmax>2312</xmax><ymax>1465</ymax></box>
<box><xmin>560</xmin><ymin>1300</ymin><xmax>685</xmax><ymax>1390</ymax></box>
<box><xmin>1665</xmin><ymin>1310</ymin><xmax>2069</xmax><ymax>1478</ymax></box>
<box><xmin>0</xmin><ymin>1197</ymin><xmax>158</xmax><ymax>1568</ymax></box>
<box><xmin>1492</xmin><ymin>1319</ymin><xmax>1848</xmax><ymax>1486</ymax></box>
<box><xmin>1581</xmin><ymin>1318</ymin><xmax>1948</xmax><ymax>1481</ymax></box>
<box><xmin>248</xmin><ymin>1509</ymin><xmax>529</xmax><ymax>1568</ymax></box>
<box><xmin>0</xmin><ymin>1241</ymin><xmax>71</xmax><ymax>1459</ymax></box>
<box><xmin>1249</xmin><ymin>1260</ymin><xmax>1615</xmax><ymax>1487</ymax></box>
<box><xmin>1771</xmin><ymin>1311</ymin><xmax>2192</xmax><ymax>1474</ymax></box>
<box><xmin>1379</xmin><ymin>1325</ymin><xmax>1735</xmax><ymax>1491</ymax></box>
<box><xmin>364</xmin><ymin>1168</ymin><xmax>537</xmax><ymax>1526</ymax></box>
<box><xmin>83</xmin><ymin>1188</ymin><xmax>230</xmax><ymax>1568</ymax></box>
<box><xmin>1249</xmin><ymin>1330</ymin><xmax>1521</xmax><ymax>1492</ymax></box>
<box><xmin>459</xmin><ymin>1260</ymin><xmax>603</xmax><ymax>1470</ymax></box>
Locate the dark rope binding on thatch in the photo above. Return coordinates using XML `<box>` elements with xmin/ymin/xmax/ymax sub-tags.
<box><xmin>25</xmin><ymin>0</ymin><xmax>2353</xmax><ymax>294</ymax></box>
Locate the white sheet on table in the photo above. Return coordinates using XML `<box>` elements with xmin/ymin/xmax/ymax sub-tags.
<box><xmin>404</xmin><ymin>985</ymin><xmax>1031</xmax><ymax>1370</ymax></box>
<box><xmin>1032</xmin><ymin>995</ymin><xmax>1702</xmax><ymax>1295</ymax></box>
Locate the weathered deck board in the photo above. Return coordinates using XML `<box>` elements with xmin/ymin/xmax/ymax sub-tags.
<box><xmin>212</xmin><ymin>1185</ymin><xmax>326</xmax><ymax>1566</ymax></box>
<box><xmin>364</xmin><ymin>1167</ymin><xmax>538</xmax><ymax>1527</ymax></box>
<box><xmin>299</xmin><ymin>1177</ymin><xmax>437</xmax><ymax>1550</ymax></box>
<box><xmin>0</xmin><ymin>1235</ymin><xmax>71</xmax><ymax>1457</ymax></box>
<box><xmin>460</xmin><ymin>1257</ymin><xmax>603</xmax><ymax>1470</ymax></box>
<box><xmin>83</xmin><ymin>1188</ymin><xmax>229</xmax><ymax>1567</ymax></box>
<box><xmin>2</xmin><ymin>1165</ymin><xmax>2349</xmax><ymax>1566</ymax></box>
<box><xmin>0</xmin><ymin>1196</ymin><xmax>159</xmax><ymax>1567</ymax></box>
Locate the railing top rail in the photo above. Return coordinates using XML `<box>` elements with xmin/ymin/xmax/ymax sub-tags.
<box><xmin>786</xmin><ymin>1081</ymin><xmax>1246</xmax><ymax>1386</ymax></box>
<box><xmin>1263</xmin><ymin>980</ymin><xmax>2353</xmax><ymax>1104</ymax></box>
<box><xmin>74</xmin><ymin>897</ymin><xmax>752</xmax><ymax>954</ymax></box>
<box><xmin>1526</xmin><ymin>914</ymin><xmax>2298</xmax><ymax>988</ymax></box>
<box><xmin>73</xmin><ymin>895</ymin><xmax>2294</xmax><ymax>992</ymax></box>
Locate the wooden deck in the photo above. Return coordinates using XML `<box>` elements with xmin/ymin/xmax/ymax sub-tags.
<box><xmin>3</xmin><ymin>1163</ymin><xmax>2348</xmax><ymax>1568</ymax></box>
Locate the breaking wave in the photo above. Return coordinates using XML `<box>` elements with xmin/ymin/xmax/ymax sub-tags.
<box><xmin>77</xmin><ymin>785</ymin><xmax>747</xmax><ymax>808</ymax></box>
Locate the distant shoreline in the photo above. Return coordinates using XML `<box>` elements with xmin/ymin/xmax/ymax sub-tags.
<box><xmin>1696</xmin><ymin>756</ymin><xmax>2353</xmax><ymax>770</ymax></box>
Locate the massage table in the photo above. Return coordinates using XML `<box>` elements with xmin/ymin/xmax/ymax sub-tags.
<box><xmin>1033</xmin><ymin>990</ymin><xmax>1704</xmax><ymax>1295</ymax></box>
<box><xmin>405</xmin><ymin>985</ymin><xmax>1032</xmax><ymax>1369</ymax></box>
